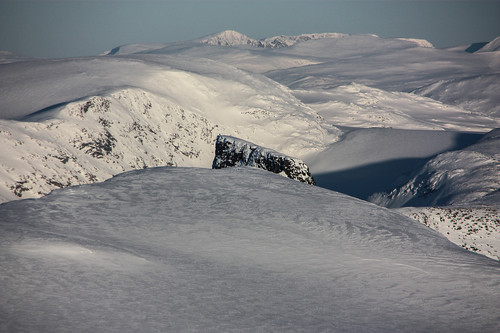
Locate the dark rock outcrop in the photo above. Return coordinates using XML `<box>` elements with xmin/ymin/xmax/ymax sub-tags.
<box><xmin>212</xmin><ymin>135</ymin><xmax>316</xmax><ymax>185</ymax></box>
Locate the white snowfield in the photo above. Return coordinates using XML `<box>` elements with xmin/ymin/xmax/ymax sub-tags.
<box><xmin>0</xmin><ymin>54</ymin><xmax>333</xmax><ymax>203</ymax></box>
<box><xmin>1</xmin><ymin>31</ymin><xmax>500</xmax><ymax>328</ymax></box>
<box><xmin>1</xmin><ymin>167</ymin><xmax>499</xmax><ymax>332</ymax></box>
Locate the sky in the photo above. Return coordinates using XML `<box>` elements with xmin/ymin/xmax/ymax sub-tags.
<box><xmin>1</xmin><ymin>0</ymin><xmax>500</xmax><ymax>59</ymax></box>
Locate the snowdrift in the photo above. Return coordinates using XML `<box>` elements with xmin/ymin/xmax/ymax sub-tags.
<box><xmin>1</xmin><ymin>167</ymin><xmax>499</xmax><ymax>332</ymax></box>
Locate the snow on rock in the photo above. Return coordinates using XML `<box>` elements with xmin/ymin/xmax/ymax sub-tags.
<box><xmin>212</xmin><ymin>135</ymin><xmax>316</xmax><ymax>185</ymax></box>
<box><xmin>0</xmin><ymin>89</ymin><xmax>225</xmax><ymax>203</ymax></box>
<box><xmin>259</xmin><ymin>32</ymin><xmax>348</xmax><ymax>48</ymax></box>
<box><xmin>197</xmin><ymin>30</ymin><xmax>348</xmax><ymax>48</ymax></box>
<box><xmin>198</xmin><ymin>30</ymin><xmax>259</xmax><ymax>47</ymax></box>
<box><xmin>369</xmin><ymin>129</ymin><xmax>500</xmax><ymax>208</ymax></box>
<box><xmin>398</xmin><ymin>206</ymin><xmax>500</xmax><ymax>260</ymax></box>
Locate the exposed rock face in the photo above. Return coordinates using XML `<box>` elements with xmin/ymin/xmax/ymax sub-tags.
<box><xmin>212</xmin><ymin>135</ymin><xmax>316</xmax><ymax>185</ymax></box>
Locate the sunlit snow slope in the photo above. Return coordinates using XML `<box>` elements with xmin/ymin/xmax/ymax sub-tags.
<box><xmin>132</xmin><ymin>31</ymin><xmax>500</xmax><ymax>121</ymax></box>
<box><xmin>1</xmin><ymin>167</ymin><xmax>499</xmax><ymax>332</ymax></box>
<box><xmin>0</xmin><ymin>55</ymin><xmax>334</xmax><ymax>203</ymax></box>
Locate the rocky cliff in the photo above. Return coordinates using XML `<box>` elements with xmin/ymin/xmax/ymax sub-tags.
<box><xmin>212</xmin><ymin>135</ymin><xmax>316</xmax><ymax>185</ymax></box>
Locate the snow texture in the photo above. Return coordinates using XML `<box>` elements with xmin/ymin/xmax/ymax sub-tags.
<box><xmin>1</xmin><ymin>29</ymin><xmax>500</xmax><ymax>265</ymax></box>
<box><xmin>212</xmin><ymin>135</ymin><xmax>316</xmax><ymax>184</ymax></box>
<box><xmin>1</xmin><ymin>167</ymin><xmax>499</xmax><ymax>332</ymax></box>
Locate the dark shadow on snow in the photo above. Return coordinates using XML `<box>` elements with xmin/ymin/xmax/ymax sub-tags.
<box><xmin>313</xmin><ymin>158</ymin><xmax>430</xmax><ymax>201</ymax></box>
<box><xmin>313</xmin><ymin>132</ymin><xmax>484</xmax><ymax>202</ymax></box>
<box><xmin>465</xmin><ymin>42</ymin><xmax>488</xmax><ymax>53</ymax></box>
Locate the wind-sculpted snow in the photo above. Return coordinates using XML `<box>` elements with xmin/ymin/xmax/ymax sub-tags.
<box><xmin>212</xmin><ymin>135</ymin><xmax>316</xmax><ymax>184</ymax></box>
<box><xmin>369</xmin><ymin>129</ymin><xmax>500</xmax><ymax>208</ymax></box>
<box><xmin>0</xmin><ymin>167</ymin><xmax>499</xmax><ymax>332</ymax></box>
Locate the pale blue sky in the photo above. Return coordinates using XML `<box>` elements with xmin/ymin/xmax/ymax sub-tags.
<box><xmin>1</xmin><ymin>0</ymin><xmax>500</xmax><ymax>58</ymax></box>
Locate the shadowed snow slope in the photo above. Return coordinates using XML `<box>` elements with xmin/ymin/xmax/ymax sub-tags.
<box><xmin>478</xmin><ymin>36</ymin><xmax>500</xmax><ymax>52</ymax></box>
<box><xmin>369</xmin><ymin>129</ymin><xmax>500</xmax><ymax>208</ymax></box>
<box><xmin>305</xmin><ymin>127</ymin><xmax>483</xmax><ymax>200</ymax></box>
<box><xmin>0</xmin><ymin>167</ymin><xmax>499</xmax><ymax>332</ymax></box>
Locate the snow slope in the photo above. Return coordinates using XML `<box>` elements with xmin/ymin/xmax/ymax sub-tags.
<box><xmin>369</xmin><ymin>129</ymin><xmax>500</xmax><ymax>208</ymax></box>
<box><xmin>294</xmin><ymin>83</ymin><xmax>499</xmax><ymax>131</ymax></box>
<box><xmin>305</xmin><ymin>127</ymin><xmax>483</xmax><ymax>200</ymax></box>
<box><xmin>1</xmin><ymin>30</ymin><xmax>500</xmax><ymax>262</ymax></box>
<box><xmin>478</xmin><ymin>36</ymin><xmax>500</xmax><ymax>52</ymax></box>
<box><xmin>1</xmin><ymin>167</ymin><xmax>499</xmax><ymax>332</ymax></box>
<box><xmin>133</xmin><ymin>31</ymin><xmax>500</xmax><ymax>120</ymax></box>
<box><xmin>0</xmin><ymin>55</ymin><xmax>335</xmax><ymax>203</ymax></box>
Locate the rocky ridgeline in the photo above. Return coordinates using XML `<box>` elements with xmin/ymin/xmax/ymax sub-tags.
<box><xmin>212</xmin><ymin>135</ymin><xmax>316</xmax><ymax>185</ymax></box>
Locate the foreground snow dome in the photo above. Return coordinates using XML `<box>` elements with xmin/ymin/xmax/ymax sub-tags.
<box><xmin>1</xmin><ymin>167</ymin><xmax>499</xmax><ymax>332</ymax></box>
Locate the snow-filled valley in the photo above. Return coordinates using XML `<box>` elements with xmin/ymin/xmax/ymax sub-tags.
<box><xmin>1</xmin><ymin>30</ymin><xmax>500</xmax><ymax>331</ymax></box>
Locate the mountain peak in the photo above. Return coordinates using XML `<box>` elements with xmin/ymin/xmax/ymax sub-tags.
<box><xmin>197</xmin><ymin>30</ymin><xmax>349</xmax><ymax>48</ymax></box>
<box><xmin>198</xmin><ymin>30</ymin><xmax>258</xmax><ymax>46</ymax></box>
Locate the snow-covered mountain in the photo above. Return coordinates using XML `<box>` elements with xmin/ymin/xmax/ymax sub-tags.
<box><xmin>197</xmin><ymin>30</ymin><xmax>260</xmax><ymax>47</ymax></box>
<box><xmin>1</xmin><ymin>167</ymin><xmax>499</xmax><ymax>332</ymax></box>
<box><xmin>369</xmin><ymin>129</ymin><xmax>500</xmax><ymax>208</ymax></box>
<box><xmin>0</xmin><ymin>55</ymin><xmax>334</xmax><ymax>203</ymax></box>
<box><xmin>197</xmin><ymin>30</ymin><xmax>350</xmax><ymax>48</ymax></box>
<box><xmin>1</xmin><ymin>29</ymin><xmax>500</xmax><ymax>330</ymax></box>
<box><xmin>124</xmin><ymin>31</ymin><xmax>500</xmax><ymax>120</ymax></box>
